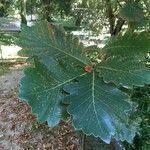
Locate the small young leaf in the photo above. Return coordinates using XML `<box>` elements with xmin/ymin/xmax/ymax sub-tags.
<box><xmin>84</xmin><ymin>65</ymin><xmax>93</xmax><ymax>73</ymax></box>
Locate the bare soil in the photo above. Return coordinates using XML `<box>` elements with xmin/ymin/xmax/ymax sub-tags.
<box><xmin>0</xmin><ymin>64</ymin><xmax>79</xmax><ymax>150</ymax></box>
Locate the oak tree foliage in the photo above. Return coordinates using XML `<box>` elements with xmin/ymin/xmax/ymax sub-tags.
<box><xmin>17</xmin><ymin>0</ymin><xmax>150</xmax><ymax>145</ymax></box>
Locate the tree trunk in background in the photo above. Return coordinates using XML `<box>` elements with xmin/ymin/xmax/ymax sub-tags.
<box><xmin>44</xmin><ymin>5</ymin><xmax>52</xmax><ymax>22</ymax></box>
<box><xmin>75</xmin><ymin>12</ymin><xmax>83</xmax><ymax>27</ymax></box>
<box><xmin>105</xmin><ymin>0</ymin><xmax>115</xmax><ymax>36</ymax></box>
<box><xmin>105</xmin><ymin>0</ymin><xmax>125</xmax><ymax>36</ymax></box>
<box><xmin>41</xmin><ymin>0</ymin><xmax>52</xmax><ymax>22</ymax></box>
<box><xmin>112</xmin><ymin>18</ymin><xmax>125</xmax><ymax>36</ymax></box>
<box><xmin>20</xmin><ymin>0</ymin><xmax>27</xmax><ymax>25</ymax></box>
<box><xmin>60</xmin><ymin>10</ymin><xmax>64</xmax><ymax>19</ymax></box>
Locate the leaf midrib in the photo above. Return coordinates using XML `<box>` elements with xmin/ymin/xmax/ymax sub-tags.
<box><xmin>92</xmin><ymin>71</ymin><xmax>103</xmax><ymax>132</ymax></box>
<box><xmin>91</xmin><ymin>71</ymin><xmax>129</xmax><ymax>123</ymax></box>
<box><xmin>25</xmin><ymin>72</ymin><xmax>87</xmax><ymax>96</ymax></box>
<box><xmin>48</xmin><ymin>43</ymin><xmax>89</xmax><ymax>65</ymax></box>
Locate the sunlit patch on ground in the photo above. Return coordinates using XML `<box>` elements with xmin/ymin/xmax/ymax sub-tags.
<box><xmin>0</xmin><ymin>44</ymin><xmax>27</xmax><ymax>76</ymax></box>
<box><xmin>0</xmin><ymin>45</ymin><xmax>22</xmax><ymax>59</ymax></box>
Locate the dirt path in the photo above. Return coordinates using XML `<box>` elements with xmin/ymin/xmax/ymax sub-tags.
<box><xmin>0</xmin><ymin>66</ymin><xmax>79</xmax><ymax>150</ymax></box>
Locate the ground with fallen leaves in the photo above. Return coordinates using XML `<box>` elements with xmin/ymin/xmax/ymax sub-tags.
<box><xmin>0</xmin><ymin>64</ymin><xmax>80</xmax><ymax>150</ymax></box>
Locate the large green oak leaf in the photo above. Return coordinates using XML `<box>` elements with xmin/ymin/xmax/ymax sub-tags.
<box><xmin>102</xmin><ymin>31</ymin><xmax>150</xmax><ymax>57</ymax></box>
<box><xmin>64</xmin><ymin>71</ymin><xmax>136</xmax><ymax>143</ymax></box>
<box><xmin>19</xmin><ymin>58</ymin><xmax>86</xmax><ymax>127</ymax></box>
<box><xmin>17</xmin><ymin>21</ymin><xmax>90</xmax><ymax>65</ymax></box>
<box><xmin>96</xmin><ymin>57</ymin><xmax>150</xmax><ymax>88</ymax></box>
